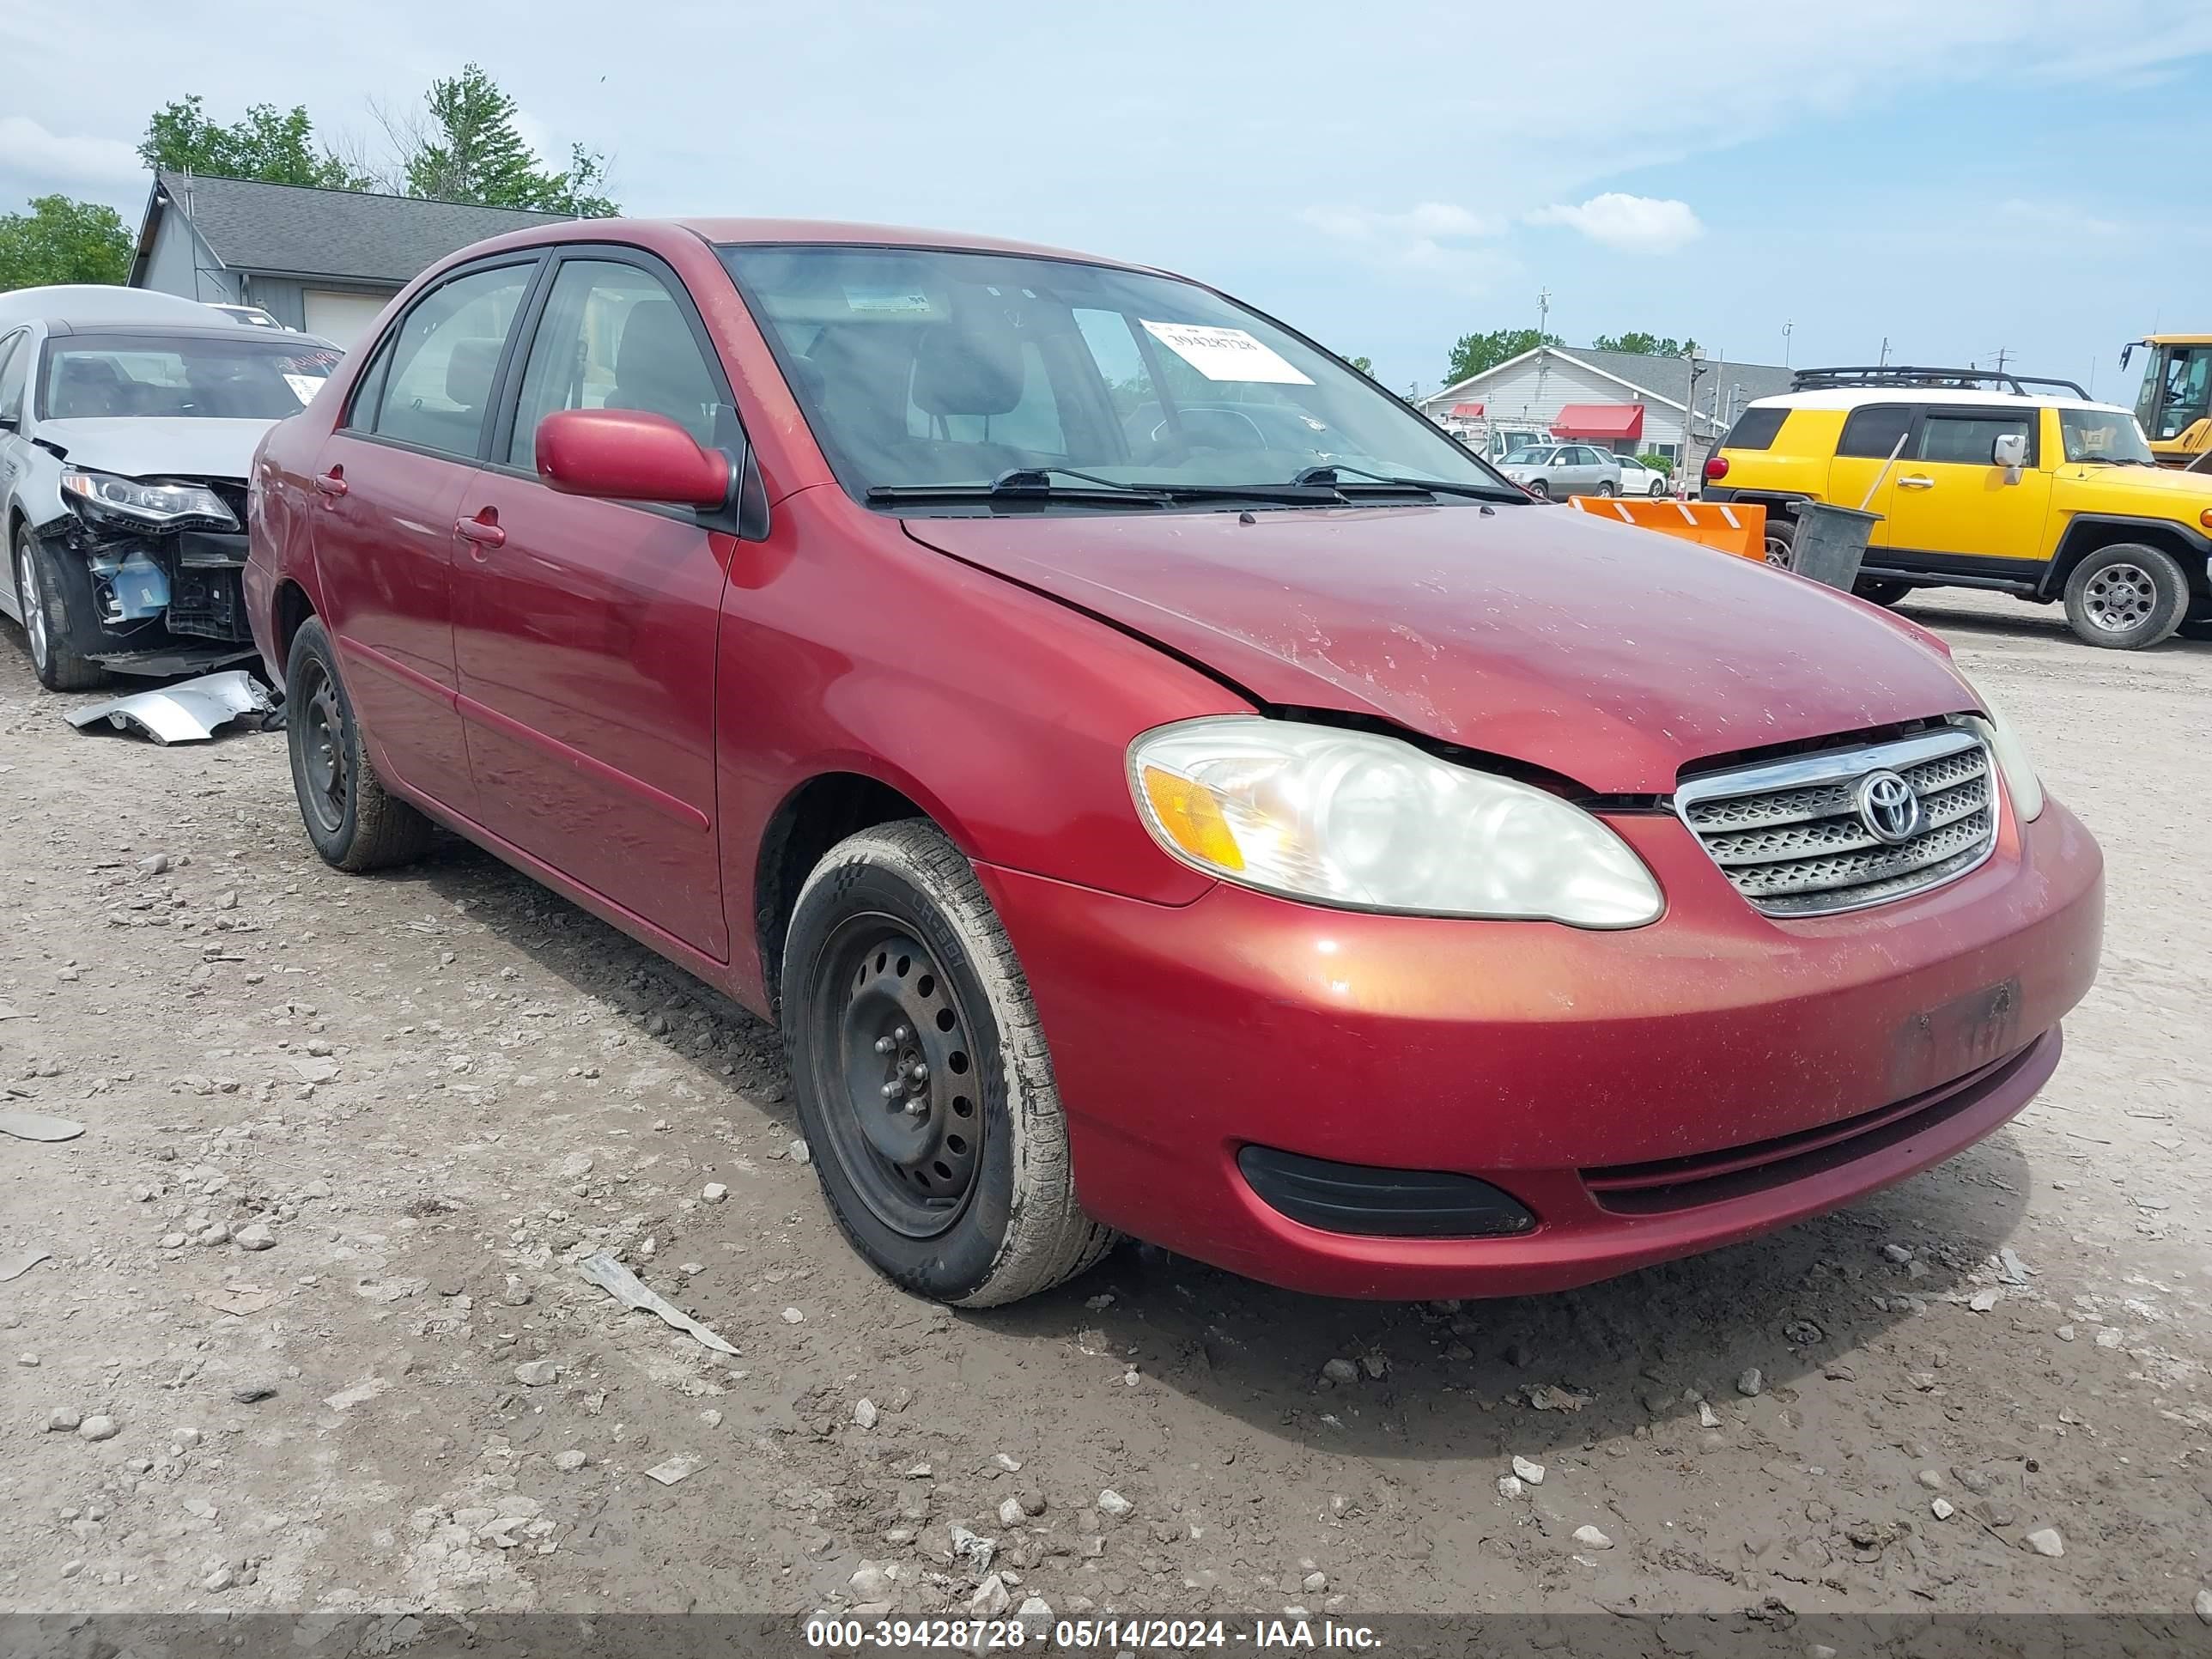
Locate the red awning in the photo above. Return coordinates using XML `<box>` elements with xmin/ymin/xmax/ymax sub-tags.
<box><xmin>1551</xmin><ymin>403</ymin><xmax>1644</xmax><ymax>441</ymax></box>
<box><xmin>1449</xmin><ymin>402</ymin><xmax>1485</xmax><ymax>418</ymax></box>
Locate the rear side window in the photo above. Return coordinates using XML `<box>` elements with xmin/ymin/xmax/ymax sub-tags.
<box><xmin>1837</xmin><ymin>404</ymin><xmax>1915</xmax><ymax>459</ymax></box>
<box><xmin>354</xmin><ymin>263</ymin><xmax>532</xmax><ymax>459</ymax></box>
<box><xmin>1722</xmin><ymin>406</ymin><xmax>1789</xmax><ymax>450</ymax></box>
<box><xmin>1918</xmin><ymin>410</ymin><xmax>2034</xmax><ymax>467</ymax></box>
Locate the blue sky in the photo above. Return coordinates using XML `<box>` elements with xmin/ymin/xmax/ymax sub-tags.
<box><xmin>5</xmin><ymin>0</ymin><xmax>2209</xmax><ymax>400</ymax></box>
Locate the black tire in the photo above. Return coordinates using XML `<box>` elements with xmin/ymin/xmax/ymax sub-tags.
<box><xmin>1595</xmin><ymin>480</ymin><xmax>1617</xmax><ymax>497</ymax></box>
<box><xmin>11</xmin><ymin>528</ymin><xmax>106</xmax><ymax>691</ymax></box>
<box><xmin>1762</xmin><ymin>514</ymin><xmax>1796</xmax><ymax>570</ymax></box>
<box><xmin>1649</xmin><ymin>477</ymin><xmax>1669</xmax><ymax>497</ymax></box>
<box><xmin>783</xmin><ymin>820</ymin><xmax>1116</xmax><ymax>1307</ymax></box>
<box><xmin>1854</xmin><ymin>578</ymin><xmax>1912</xmax><ymax>608</ymax></box>
<box><xmin>2062</xmin><ymin>543</ymin><xmax>2190</xmax><ymax>649</ymax></box>
<box><xmin>1526</xmin><ymin>477</ymin><xmax>1551</xmax><ymax>500</ymax></box>
<box><xmin>285</xmin><ymin>617</ymin><xmax>435</xmax><ymax>871</ymax></box>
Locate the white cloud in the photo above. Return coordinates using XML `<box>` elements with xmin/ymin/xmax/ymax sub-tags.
<box><xmin>1527</xmin><ymin>193</ymin><xmax>1705</xmax><ymax>254</ymax></box>
<box><xmin>0</xmin><ymin>117</ymin><xmax>143</xmax><ymax>191</ymax></box>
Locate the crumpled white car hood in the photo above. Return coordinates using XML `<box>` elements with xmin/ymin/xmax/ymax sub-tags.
<box><xmin>32</xmin><ymin>417</ymin><xmax>272</xmax><ymax>482</ymax></box>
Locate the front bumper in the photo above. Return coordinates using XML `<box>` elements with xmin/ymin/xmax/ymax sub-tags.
<box><xmin>978</xmin><ymin>798</ymin><xmax>2102</xmax><ymax>1299</ymax></box>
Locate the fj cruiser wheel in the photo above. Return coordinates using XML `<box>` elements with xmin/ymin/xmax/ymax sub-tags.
<box><xmin>11</xmin><ymin>529</ymin><xmax>106</xmax><ymax>691</ymax></box>
<box><xmin>1854</xmin><ymin>577</ymin><xmax>1912</xmax><ymax>608</ymax></box>
<box><xmin>285</xmin><ymin>617</ymin><xmax>436</xmax><ymax>871</ymax></box>
<box><xmin>1762</xmin><ymin>515</ymin><xmax>1797</xmax><ymax>569</ymax></box>
<box><xmin>783</xmin><ymin>820</ymin><xmax>1116</xmax><ymax>1306</ymax></box>
<box><xmin>2063</xmin><ymin>544</ymin><xmax>2188</xmax><ymax>649</ymax></box>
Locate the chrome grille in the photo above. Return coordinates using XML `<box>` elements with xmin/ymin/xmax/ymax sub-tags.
<box><xmin>1675</xmin><ymin>728</ymin><xmax>1997</xmax><ymax>916</ymax></box>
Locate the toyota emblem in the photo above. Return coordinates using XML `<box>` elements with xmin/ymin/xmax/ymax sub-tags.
<box><xmin>1856</xmin><ymin>769</ymin><xmax>1922</xmax><ymax>844</ymax></box>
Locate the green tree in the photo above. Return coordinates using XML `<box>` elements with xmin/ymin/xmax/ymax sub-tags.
<box><xmin>404</xmin><ymin>65</ymin><xmax>619</xmax><ymax>216</ymax></box>
<box><xmin>0</xmin><ymin>195</ymin><xmax>134</xmax><ymax>291</ymax></box>
<box><xmin>1444</xmin><ymin>327</ymin><xmax>1564</xmax><ymax>386</ymax></box>
<box><xmin>139</xmin><ymin>95</ymin><xmax>370</xmax><ymax>189</ymax></box>
<box><xmin>1346</xmin><ymin>354</ymin><xmax>1375</xmax><ymax>376</ymax></box>
<box><xmin>1593</xmin><ymin>331</ymin><xmax>1700</xmax><ymax>357</ymax></box>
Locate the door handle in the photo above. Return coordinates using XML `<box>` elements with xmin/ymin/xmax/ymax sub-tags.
<box><xmin>454</xmin><ymin>511</ymin><xmax>506</xmax><ymax>550</ymax></box>
<box><xmin>1897</xmin><ymin>474</ymin><xmax>1936</xmax><ymax>489</ymax></box>
<box><xmin>314</xmin><ymin>468</ymin><xmax>348</xmax><ymax>497</ymax></box>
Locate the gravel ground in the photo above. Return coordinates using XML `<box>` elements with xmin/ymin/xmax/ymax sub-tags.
<box><xmin>0</xmin><ymin>589</ymin><xmax>2206</xmax><ymax>1621</ymax></box>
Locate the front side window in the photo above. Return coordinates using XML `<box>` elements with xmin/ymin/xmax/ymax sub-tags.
<box><xmin>1918</xmin><ymin>411</ymin><xmax>2033</xmax><ymax>467</ymax></box>
<box><xmin>356</xmin><ymin>263</ymin><xmax>532</xmax><ymax>458</ymax></box>
<box><xmin>2059</xmin><ymin>407</ymin><xmax>2156</xmax><ymax>465</ymax></box>
<box><xmin>507</xmin><ymin>258</ymin><xmax>732</xmax><ymax>467</ymax></box>
<box><xmin>1500</xmin><ymin>446</ymin><xmax>1547</xmax><ymax>465</ymax></box>
<box><xmin>2148</xmin><ymin>346</ymin><xmax>2212</xmax><ymax>441</ymax></box>
<box><xmin>37</xmin><ymin>331</ymin><xmax>338</xmax><ymax>422</ymax></box>
<box><xmin>723</xmin><ymin>244</ymin><xmax>1511</xmax><ymax>507</ymax></box>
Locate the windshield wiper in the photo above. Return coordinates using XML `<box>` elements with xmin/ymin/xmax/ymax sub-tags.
<box><xmin>869</xmin><ymin>467</ymin><xmax>1350</xmax><ymax>508</ymax></box>
<box><xmin>1291</xmin><ymin>464</ymin><xmax>1524</xmax><ymax>502</ymax></box>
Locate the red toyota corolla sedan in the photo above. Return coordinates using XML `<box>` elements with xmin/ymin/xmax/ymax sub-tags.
<box><xmin>245</xmin><ymin>219</ymin><xmax>2103</xmax><ymax>1305</ymax></box>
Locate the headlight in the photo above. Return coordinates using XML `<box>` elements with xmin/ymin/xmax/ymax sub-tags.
<box><xmin>1955</xmin><ymin>684</ymin><xmax>2044</xmax><ymax>823</ymax></box>
<box><xmin>61</xmin><ymin>469</ymin><xmax>238</xmax><ymax>532</ymax></box>
<box><xmin>1127</xmin><ymin>716</ymin><xmax>1663</xmax><ymax>927</ymax></box>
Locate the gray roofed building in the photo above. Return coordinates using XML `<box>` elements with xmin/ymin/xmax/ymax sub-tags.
<box><xmin>128</xmin><ymin>171</ymin><xmax>574</xmax><ymax>349</ymax></box>
<box><xmin>1419</xmin><ymin>343</ymin><xmax>1796</xmax><ymax>463</ymax></box>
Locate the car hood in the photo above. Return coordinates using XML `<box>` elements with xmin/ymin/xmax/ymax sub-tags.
<box><xmin>2057</xmin><ymin>461</ymin><xmax>2212</xmax><ymax>505</ymax></box>
<box><xmin>30</xmin><ymin>417</ymin><xmax>272</xmax><ymax>482</ymax></box>
<box><xmin>902</xmin><ymin>504</ymin><xmax>1975</xmax><ymax>793</ymax></box>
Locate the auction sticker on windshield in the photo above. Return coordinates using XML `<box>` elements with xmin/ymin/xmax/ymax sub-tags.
<box><xmin>1140</xmin><ymin>320</ymin><xmax>1313</xmax><ymax>385</ymax></box>
<box><xmin>283</xmin><ymin>374</ymin><xmax>324</xmax><ymax>405</ymax></box>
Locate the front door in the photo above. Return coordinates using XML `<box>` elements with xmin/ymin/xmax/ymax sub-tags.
<box><xmin>452</xmin><ymin>252</ymin><xmax>737</xmax><ymax>958</ymax></box>
<box><xmin>1881</xmin><ymin>405</ymin><xmax>2052</xmax><ymax>570</ymax></box>
<box><xmin>310</xmin><ymin>258</ymin><xmax>538</xmax><ymax>816</ymax></box>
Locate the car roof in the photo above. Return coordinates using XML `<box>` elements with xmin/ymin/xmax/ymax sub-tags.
<box><xmin>454</xmin><ymin>216</ymin><xmax>1160</xmax><ymax>275</ymax></box>
<box><xmin>1749</xmin><ymin>386</ymin><xmax>2134</xmax><ymax>416</ymax></box>
<box><xmin>47</xmin><ymin>320</ymin><xmax>337</xmax><ymax>347</ymax></box>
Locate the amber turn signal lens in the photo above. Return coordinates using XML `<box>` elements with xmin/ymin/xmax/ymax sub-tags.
<box><xmin>2200</xmin><ymin>507</ymin><xmax>2212</xmax><ymax>530</ymax></box>
<box><xmin>1137</xmin><ymin>766</ymin><xmax>1244</xmax><ymax>872</ymax></box>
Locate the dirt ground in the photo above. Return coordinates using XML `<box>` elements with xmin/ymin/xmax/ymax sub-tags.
<box><xmin>1</xmin><ymin>589</ymin><xmax>2207</xmax><ymax>1624</ymax></box>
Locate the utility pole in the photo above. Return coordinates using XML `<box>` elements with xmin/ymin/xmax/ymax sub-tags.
<box><xmin>1993</xmin><ymin>347</ymin><xmax>2011</xmax><ymax>377</ymax></box>
<box><xmin>1879</xmin><ymin>336</ymin><xmax>1891</xmax><ymax>366</ymax></box>
<box><xmin>1782</xmin><ymin>320</ymin><xmax>1794</xmax><ymax>369</ymax></box>
<box><xmin>1534</xmin><ymin>287</ymin><xmax>1553</xmax><ymax>420</ymax></box>
<box><xmin>1537</xmin><ymin>287</ymin><xmax>1552</xmax><ymax>337</ymax></box>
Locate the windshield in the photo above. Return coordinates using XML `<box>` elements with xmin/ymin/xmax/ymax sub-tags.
<box><xmin>721</xmin><ymin>245</ymin><xmax>1512</xmax><ymax>507</ymax></box>
<box><xmin>2059</xmin><ymin>406</ymin><xmax>2155</xmax><ymax>465</ymax></box>
<box><xmin>39</xmin><ymin>332</ymin><xmax>339</xmax><ymax>422</ymax></box>
<box><xmin>1501</xmin><ymin>447</ymin><xmax>1551</xmax><ymax>465</ymax></box>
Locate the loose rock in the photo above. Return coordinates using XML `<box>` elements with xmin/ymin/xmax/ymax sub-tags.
<box><xmin>702</xmin><ymin>1183</ymin><xmax>728</xmax><ymax>1204</ymax></box>
<box><xmin>1320</xmin><ymin>1358</ymin><xmax>1358</xmax><ymax>1385</ymax></box>
<box><xmin>1097</xmin><ymin>1489</ymin><xmax>1133</xmax><ymax>1518</ymax></box>
<box><xmin>1572</xmin><ymin>1524</ymin><xmax>1613</xmax><ymax>1551</ymax></box>
<box><xmin>1510</xmin><ymin>1455</ymin><xmax>1546</xmax><ymax>1486</ymax></box>
<box><xmin>77</xmin><ymin>1415</ymin><xmax>119</xmax><ymax>1443</ymax></box>
<box><xmin>854</xmin><ymin>1398</ymin><xmax>879</xmax><ymax>1429</ymax></box>
<box><xmin>234</xmin><ymin>1223</ymin><xmax>276</xmax><ymax>1252</ymax></box>
<box><xmin>1735</xmin><ymin>1368</ymin><xmax>1765</xmax><ymax>1397</ymax></box>
<box><xmin>514</xmin><ymin>1360</ymin><xmax>560</xmax><ymax>1387</ymax></box>
<box><xmin>553</xmin><ymin>1449</ymin><xmax>587</xmax><ymax>1472</ymax></box>
<box><xmin>2025</xmin><ymin>1528</ymin><xmax>2065</xmax><ymax>1558</ymax></box>
<box><xmin>46</xmin><ymin>1407</ymin><xmax>80</xmax><ymax>1433</ymax></box>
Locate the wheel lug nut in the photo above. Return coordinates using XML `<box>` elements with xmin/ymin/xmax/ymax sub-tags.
<box><xmin>908</xmin><ymin>1062</ymin><xmax>929</xmax><ymax>1082</ymax></box>
<box><xmin>879</xmin><ymin>1080</ymin><xmax>903</xmax><ymax>1099</ymax></box>
<box><xmin>903</xmin><ymin>1099</ymin><xmax>927</xmax><ymax>1118</ymax></box>
<box><xmin>874</xmin><ymin>1036</ymin><xmax>896</xmax><ymax>1054</ymax></box>
<box><xmin>893</xmin><ymin>1025</ymin><xmax>910</xmax><ymax>1042</ymax></box>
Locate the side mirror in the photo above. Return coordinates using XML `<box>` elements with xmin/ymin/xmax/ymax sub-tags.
<box><xmin>1991</xmin><ymin>433</ymin><xmax>2027</xmax><ymax>469</ymax></box>
<box><xmin>535</xmin><ymin>408</ymin><xmax>733</xmax><ymax>509</ymax></box>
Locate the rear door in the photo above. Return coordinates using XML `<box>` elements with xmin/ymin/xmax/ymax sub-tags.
<box><xmin>308</xmin><ymin>256</ymin><xmax>541</xmax><ymax>816</ymax></box>
<box><xmin>450</xmin><ymin>248</ymin><xmax>738</xmax><ymax>958</ymax></box>
<box><xmin>1881</xmin><ymin>404</ymin><xmax>2051</xmax><ymax>573</ymax></box>
<box><xmin>1823</xmin><ymin>404</ymin><xmax>1914</xmax><ymax>550</ymax></box>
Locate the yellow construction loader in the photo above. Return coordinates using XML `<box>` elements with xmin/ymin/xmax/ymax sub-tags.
<box><xmin>2122</xmin><ymin>334</ymin><xmax>2212</xmax><ymax>465</ymax></box>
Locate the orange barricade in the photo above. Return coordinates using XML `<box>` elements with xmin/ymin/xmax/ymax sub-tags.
<box><xmin>1567</xmin><ymin>495</ymin><xmax>1768</xmax><ymax>562</ymax></box>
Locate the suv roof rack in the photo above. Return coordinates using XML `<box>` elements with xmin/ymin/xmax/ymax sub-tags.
<box><xmin>1790</xmin><ymin>365</ymin><xmax>2090</xmax><ymax>399</ymax></box>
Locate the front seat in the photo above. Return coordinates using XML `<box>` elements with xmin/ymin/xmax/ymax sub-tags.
<box><xmin>605</xmin><ymin>300</ymin><xmax>719</xmax><ymax>445</ymax></box>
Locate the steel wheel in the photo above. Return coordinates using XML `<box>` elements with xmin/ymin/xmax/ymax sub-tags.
<box><xmin>296</xmin><ymin>658</ymin><xmax>350</xmax><ymax>835</ymax></box>
<box><xmin>807</xmin><ymin>915</ymin><xmax>984</xmax><ymax>1239</ymax></box>
<box><xmin>1764</xmin><ymin>532</ymin><xmax>1794</xmax><ymax>568</ymax></box>
<box><xmin>14</xmin><ymin>542</ymin><xmax>47</xmax><ymax>676</ymax></box>
<box><xmin>2081</xmin><ymin>561</ymin><xmax>2155</xmax><ymax>634</ymax></box>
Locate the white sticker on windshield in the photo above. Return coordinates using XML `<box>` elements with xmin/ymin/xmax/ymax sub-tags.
<box><xmin>844</xmin><ymin>286</ymin><xmax>936</xmax><ymax>316</ymax></box>
<box><xmin>1139</xmin><ymin>320</ymin><xmax>1313</xmax><ymax>385</ymax></box>
<box><xmin>283</xmin><ymin>373</ymin><xmax>324</xmax><ymax>406</ymax></box>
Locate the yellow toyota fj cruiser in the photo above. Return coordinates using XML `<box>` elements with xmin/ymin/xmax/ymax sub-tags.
<box><xmin>1703</xmin><ymin>366</ymin><xmax>2212</xmax><ymax>648</ymax></box>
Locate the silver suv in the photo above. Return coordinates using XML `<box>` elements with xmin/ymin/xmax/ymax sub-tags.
<box><xmin>1497</xmin><ymin>441</ymin><xmax>1625</xmax><ymax>500</ymax></box>
<box><xmin>0</xmin><ymin>287</ymin><xmax>339</xmax><ymax>690</ymax></box>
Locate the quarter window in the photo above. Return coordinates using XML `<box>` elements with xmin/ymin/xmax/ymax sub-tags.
<box><xmin>1918</xmin><ymin>412</ymin><xmax>2033</xmax><ymax>467</ymax></box>
<box><xmin>1837</xmin><ymin>404</ymin><xmax>1914</xmax><ymax>459</ymax></box>
<box><xmin>506</xmin><ymin>259</ymin><xmax>731</xmax><ymax>467</ymax></box>
<box><xmin>356</xmin><ymin>263</ymin><xmax>532</xmax><ymax>459</ymax></box>
<box><xmin>1721</xmin><ymin>407</ymin><xmax>1789</xmax><ymax>451</ymax></box>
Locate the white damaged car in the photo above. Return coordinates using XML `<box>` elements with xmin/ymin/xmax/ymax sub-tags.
<box><xmin>0</xmin><ymin>288</ymin><xmax>339</xmax><ymax>690</ymax></box>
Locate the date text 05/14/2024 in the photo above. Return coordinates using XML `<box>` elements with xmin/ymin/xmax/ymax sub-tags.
<box><xmin>803</xmin><ymin>1616</ymin><xmax>1382</xmax><ymax>1650</ymax></box>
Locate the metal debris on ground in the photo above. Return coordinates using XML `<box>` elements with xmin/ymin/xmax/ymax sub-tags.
<box><xmin>0</xmin><ymin>1249</ymin><xmax>53</xmax><ymax>1283</ymax></box>
<box><xmin>64</xmin><ymin>670</ymin><xmax>274</xmax><ymax>746</ymax></box>
<box><xmin>0</xmin><ymin>1111</ymin><xmax>86</xmax><ymax>1143</ymax></box>
<box><xmin>575</xmin><ymin>1249</ymin><xmax>739</xmax><ymax>1356</ymax></box>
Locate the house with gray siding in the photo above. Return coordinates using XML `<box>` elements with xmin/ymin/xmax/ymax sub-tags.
<box><xmin>1420</xmin><ymin>345</ymin><xmax>1795</xmax><ymax>465</ymax></box>
<box><xmin>129</xmin><ymin>171</ymin><xmax>573</xmax><ymax>348</ymax></box>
